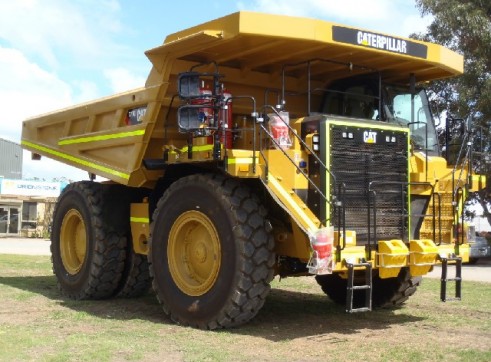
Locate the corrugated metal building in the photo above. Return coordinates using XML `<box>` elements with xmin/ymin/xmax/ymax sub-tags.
<box><xmin>0</xmin><ymin>138</ymin><xmax>22</xmax><ymax>179</ymax></box>
<box><xmin>0</xmin><ymin>141</ymin><xmax>61</xmax><ymax>236</ymax></box>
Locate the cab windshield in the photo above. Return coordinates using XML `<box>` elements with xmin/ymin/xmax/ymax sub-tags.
<box><xmin>385</xmin><ymin>87</ymin><xmax>439</xmax><ymax>153</ymax></box>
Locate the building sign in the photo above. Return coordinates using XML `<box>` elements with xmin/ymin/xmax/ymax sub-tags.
<box><xmin>332</xmin><ymin>26</ymin><xmax>428</xmax><ymax>59</ymax></box>
<box><xmin>0</xmin><ymin>179</ymin><xmax>62</xmax><ymax>197</ymax></box>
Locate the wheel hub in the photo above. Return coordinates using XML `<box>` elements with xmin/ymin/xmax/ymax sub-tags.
<box><xmin>193</xmin><ymin>242</ymin><xmax>207</xmax><ymax>263</ymax></box>
<box><xmin>60</xmin><ymin>209</ymin><xmax>87</xmax><ymax>275</ymax></box>
<box><xmin>168</xmin><ymin>210</ymin><xmax>221</xmax><ymax>296</ymax></box>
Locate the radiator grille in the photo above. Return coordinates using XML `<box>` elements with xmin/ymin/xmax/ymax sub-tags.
<box><xmin>330</xmin><ymin>125</ymin><xmax>408</xmax><ymax>243</ymax></box>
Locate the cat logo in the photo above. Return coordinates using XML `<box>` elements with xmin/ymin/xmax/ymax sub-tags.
<box><xmin>363</xmin><ymin>131</ymin><xmax>377</xmax><ymax>144</ymax></box>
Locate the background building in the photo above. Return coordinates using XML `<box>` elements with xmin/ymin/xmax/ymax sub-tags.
<box><xmin>0</xmin><ymin>138</ymin><xmax>63</xmax><ymax>237</ymax></box>
<box><xmin>0</xmin><ymin>138</ymin><xmax>22</xmax><ymax>179</ymax></box>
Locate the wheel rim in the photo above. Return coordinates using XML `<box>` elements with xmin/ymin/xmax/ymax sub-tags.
<box><xmin>60</xmin><ymin>209</ymin><xmax>87</xmax><ymax>275</ymax></box>
<box><xmin>168</xmin><ymin>210</ymin><xmax>221</xmax><ymax>296</ymax></box>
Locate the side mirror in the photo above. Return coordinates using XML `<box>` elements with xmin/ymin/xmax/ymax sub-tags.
<box><xmin>178</xmin><ymin>106</ymin><xmax>201</xmax><ymax>131</ymax></box>
<box><xmin>178</xmin><ymin>72</ymin><xmax>201</xmax><ymax>98</ymax></box>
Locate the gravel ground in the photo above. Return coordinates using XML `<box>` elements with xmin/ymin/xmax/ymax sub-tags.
<box><xmin>0</xmin><ymin>237</ymin><xmax>489</xmax><ymax>282</ymax></box>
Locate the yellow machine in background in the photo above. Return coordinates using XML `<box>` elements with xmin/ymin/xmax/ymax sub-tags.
<box><xmin>21</xmin><ymin>11</ymin><xmax>485</xmax><ymax>329</ymax></box>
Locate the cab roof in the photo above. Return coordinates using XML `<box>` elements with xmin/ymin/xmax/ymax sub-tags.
<box><xmin>146</xmin><ymin>11</ymin><xmax>463</xmax><ymax>85</ymax></box>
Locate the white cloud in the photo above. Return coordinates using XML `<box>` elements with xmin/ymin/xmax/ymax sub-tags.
<box><xmin>71</xmin><ymin>80</ymin><xmax>101</xmax><ymax>104</ymax></box>
<box><xmin>0</xmin><ymin>0</ymin><xmax>137</xmax><ymax>181</ymax></box>
<box><xmin>0</xmin><ymin>0</ymin><xmax>124</xmax><ymax>70</ymax></box>
<box><xmin>104</xmin><ymin>67</ymin><xmax>146</xmax><ymax>93</ymax></box>
<box><xmin>0</xmin><ymin>47</ymin><xmax>91</xmax><ymax>181</ymax></box>
<box><xmin>239</xmin><ymin>0</ymin><xmax>390</xmax><ymax>21</ymax></box>
<box><xmin>238</xmin><ymin>0</ymin><xmax>430</xmax><ymax>37</ymax></box>
<box><xmin>0</xmin><ymin>47</ymin><xmax>73</xmax><ymax>142</ymax></box>
<box><xmin>401</xmin><ymin>13</ymin><xmax>433</xmax><ymax>37</ymax></box>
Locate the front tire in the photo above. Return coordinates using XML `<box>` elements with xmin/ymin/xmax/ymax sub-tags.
<box><xmin>316</xmin><ymin>267</ymin><xmax>422</xmax><ymax>308</ymax></box>
<box><xmin>149</xmin><ymin>174</ymin><xmax>275</xmax><ymax>329</ymax></box>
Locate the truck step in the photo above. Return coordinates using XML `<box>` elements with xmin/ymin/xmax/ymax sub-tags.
<box><xmin>439</xmin><ymin>255</ymin><xmax>462</xmax><ymax>302</ymax></box>
<box><xmin>346</xmin><ymin>261</ymin><xmax>372</xmax><ymax>313</ymax></box>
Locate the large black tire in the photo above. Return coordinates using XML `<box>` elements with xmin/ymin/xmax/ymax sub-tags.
<box><xmin>316</xmin><ymin>267</ymin><xmax>422</xmax><ymax>308</ymax></box>
<box><xmin>149</xmin><ymin>174</ymin><xmax>275</xmax><ymax>329</ymax></box>
<box><xmin>116</xmin><ymin>250</ymin><xmax>152</xmax><ymax>298</ymax></box>
<box><xmin>51</xmin><ymin>181</ymin><xmax>126</xmax><ymax>299</ymax></box>
<box><xmin>101</xmin><ymin>184</ymin><xmax>152</xmax><ymax>298</ymax></box>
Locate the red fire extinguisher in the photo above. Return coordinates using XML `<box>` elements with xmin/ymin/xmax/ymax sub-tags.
<box><xmin>191</xmin><ymin>81</ymin><xmax>213</xmax><ymax>126</ymax></box>
<box><xmin>207</xmin><ymin>86</ymin><xmax>233</xmax><ymax>148</ymax></box>
<box><xmin>220</xmin><ymin>88</ymin><xmax>233</xmax><ymax>148</ymax></box>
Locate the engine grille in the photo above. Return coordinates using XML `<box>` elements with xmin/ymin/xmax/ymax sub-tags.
<box><xmin>329</xmin><ymin>124</ymin><xmax>409</xmax><ymax>243</ymax></box>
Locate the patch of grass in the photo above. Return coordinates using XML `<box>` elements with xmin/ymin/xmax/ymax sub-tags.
<box><xmin>0</xmin><ymin>254</ymin><xmax>490</xmax><ymax>361</ymax></box>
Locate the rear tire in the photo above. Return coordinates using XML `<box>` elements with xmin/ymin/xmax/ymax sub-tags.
<box><xmin>117</xmin><ymin>250</ymin><xmax>151</xmax><ymax>298</ymax></box>
<box><xmin>51</xmin><ymin>182</ymin><xmax>126</xmax><ymax>299</ymax></box>
<box><xmin>105</xmin><ymin>185</ymin><xmax>152</xmax><ymax>298</ymax></box>
<box><xmin>149</xmin><ymin>174</ymin><xmax>275</xmax><ymax>329</ymax></box>
<box><xmin>315</xmin><ymin>267</ymin><xmax>422</xmax><ymax>308</ymax></box>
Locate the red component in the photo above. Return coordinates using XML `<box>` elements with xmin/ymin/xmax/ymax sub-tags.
<box><xmin>206</xmin><ymin>87</ymin><xmax>233</xmax><ymax>149</ymax></box>
<box><xmin>191</xmin><ymin>82</ymin><xmax>213</xmax><ymax>126</ymax></box>
<box><xmin>219</xmin><ymin>88</ymin><xmax>233</xmax><ymax>148</ymax></box>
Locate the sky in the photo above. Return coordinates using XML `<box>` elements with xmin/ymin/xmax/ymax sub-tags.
<box><xmin>0</xmin><ymin>0</ymin><xmax>432</xmax><ymax>182</ymax></box>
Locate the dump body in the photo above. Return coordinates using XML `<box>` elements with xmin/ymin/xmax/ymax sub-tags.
<box><xmin>21</xmin><ymin>11</ymin><xmax>486</xmax><ymax>328</ymax></box>
<box><xmin>22</xmin><ymin>11</ymin><xmax>462</xmax><ymax>187</ymax></box>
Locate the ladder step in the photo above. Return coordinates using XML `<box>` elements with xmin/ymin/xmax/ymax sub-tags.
<box><xmin>352</xmin><ymin>285</ymin><xmax>371</xmax><ymax>290</ymax></box>
<box><xmin>440</xmin><ymin>255</ymin><xmax>462</xmax><ymax>302</ymax></box>
<box><xmin>345</xmin><ymin>261</ymin><xmax>372</xmax><ymax>313</ymax></box>
<box><xmin>349</xmin><ymin>307</ymin><xmax>371</xmax><ymax>313</ymax></box>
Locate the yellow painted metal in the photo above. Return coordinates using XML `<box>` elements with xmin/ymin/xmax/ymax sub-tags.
<box><xmin>410</xmin><ymin>152</ymin><xmax>476</xmax><ymax>245</ymax></box>
<box><xmin>274</xmin><ymin>221</ymin><xmax>311</xmax><ymax>260</ymax></box>
<box><xmin>437</xmin><ymin>243</ymin><xmax>470</xmax><ymax>263</ymax></box>
<box><xmin>267</xmin><ymin>172</ymin><xmax>318</xmax><ymax>234</ymax></box>
<box><xmin>151</xmin><ymin>12</ymin><xmax>463</xmax><ymax>83</ymax></box>
<box><xmin>409</xmin><ymin>239</ymin><xmax>438</xmax><ymax>276</ymax></box>
<box><xmin>58</xmin><ymin>129</ymin><xmax>145</xmax><ymax>146</ymax></box>
<box><xmin>470</xmin><ymin>174</ymin><xmax>487</xmax><ymax>192</ymax></box>
<box><xmin>21</xmin><ymin>86</ymin><xmax>161</xmax><ymax>186</ymax></box>
<box><xmin>130</xmin><ymin>203</ymin><xmax>150</xmax><ymax>255</ymax></box>
<box><xmin>21</xmin><ymin>140</ymin><xmax>130</xmax><ymax>181</ymax></box>
<box><xmin>333</xmin><ymin>230</ymin><xmax>356</xmax><ymax>247</ymax></box>
<box><xmin>377</xmin><ymin>240</ymin><xmax>409</xmax><ymax>279</ymax></box>
<box><xmin>21</xmin><ymin>11</ymin><xmax>463</xmax><ymax>189</ymax></box>
<box><xmin>60</xmin><ymin>209</ymin><xmax>87</xmax><ymax>275</ymax></box>
<box><xmin>332</xmin><ymin>246</ymin><xmax>371</xmax><ymax>273</ymax></box>
<box><xmin>167</xmin><ymin>211</ymin><xmax>221</xmax><ymax>296</ymax></box>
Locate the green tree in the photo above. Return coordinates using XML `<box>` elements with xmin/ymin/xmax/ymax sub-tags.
<box><xmin>413</xmin><ymin>0</ymin><xmax>491</xmax><ymax>227</ymax></box>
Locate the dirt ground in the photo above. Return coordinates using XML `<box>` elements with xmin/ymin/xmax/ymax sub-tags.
<box><xmin>1</xmin><ymin>237</ymin><xmax>490</xmax><ymax>282</ymax></box>
<box><xmin>0</xmin><ymin>250</ymin><xmax>490</xmax><ymax>361</ymax></box>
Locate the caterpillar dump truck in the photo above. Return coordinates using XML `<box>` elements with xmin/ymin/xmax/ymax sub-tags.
<box><xmin>21</xmin><ymin>11</ymin><xmax>485</xmax><ymax>329</ymax></box>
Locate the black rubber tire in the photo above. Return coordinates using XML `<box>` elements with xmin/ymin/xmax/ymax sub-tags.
<box><xmin>316</xmin><ymin>267</ymin><xmax>422</xmax><ymax>308</ymax></box>
<box><xmin>467</xmin><ymin>257</ymin><xmax>479</xmax><ymax>265</ymax></box>
<box><xmin>104</xmin><ymin>184</ymin><xmax>152</xmax><ymax>298</ymax></box>
<box><xmin>117</xmin><ymin>251</ymin><xmax>152</xmax><ymax>298</ymax></box>
<box><xmin>148</xmin><ymin>174</ymin><xmax>275</xmax><ymax>329</ymax></box>
<box><xmin>51</xmin><ymin>181</ymin><xmax>126</xmax><ymax>299</ymax></box>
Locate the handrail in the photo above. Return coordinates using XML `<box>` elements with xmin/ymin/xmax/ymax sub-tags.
<box><xmin>260</xmin><ymin>105</ymin><xmax>337</xmax><ymax>201</ymax></box>
<box><xmin>258</xmin><ymin>106</ymin><xmax>344</xmax><ymax>231</ymax></box>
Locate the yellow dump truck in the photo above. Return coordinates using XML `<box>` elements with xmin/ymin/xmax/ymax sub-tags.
<box><xmin>21</xmin><ymin>11</ymin><xmax>485</xmax><ymax>329</ymax></box>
